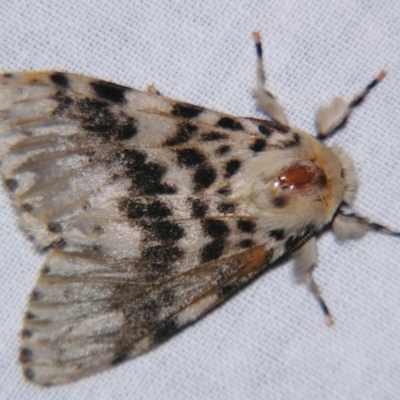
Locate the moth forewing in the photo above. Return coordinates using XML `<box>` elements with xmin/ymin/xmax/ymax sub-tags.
<box><xmin>0</xmin><ymin>33</ymin><xmax>397</xmax><ymax>386</ymax></box>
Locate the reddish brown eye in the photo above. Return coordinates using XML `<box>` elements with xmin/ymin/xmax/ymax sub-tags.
<box><xmin>277</xmin><ymin>163</ymin><xmax>326</xmax><ymax>191</ymax></box>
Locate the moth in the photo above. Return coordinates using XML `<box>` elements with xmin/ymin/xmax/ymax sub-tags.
<box><xmin>0</xmin><ymin>32</ymin><xmax>398</xmax><ymax>386</ymax></box>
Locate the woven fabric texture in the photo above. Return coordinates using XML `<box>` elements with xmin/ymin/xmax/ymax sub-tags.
<box><xmin>0</xmin><ymin>1</ymin><xmax>400</xmax><ymax>399</ymax></box>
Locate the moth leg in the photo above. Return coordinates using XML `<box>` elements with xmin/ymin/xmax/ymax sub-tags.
<box><xmin>332</xmin><ymin>211</ymin><xmax>400</xmax><ymax>241</ymax></box>
<box><xmin>316</xmin><ymin>70</ymin><xmax>387</xmax><ymax>138</ymax></box>
<box><xmin>293</xmin><ymin>237</ymin><xmax>334</xmax><ymax>326</ymax></box>
<box><xmin>252</xmin><ymin>31</ymin><xmax>288</xmax><ymax>125</ymax></box>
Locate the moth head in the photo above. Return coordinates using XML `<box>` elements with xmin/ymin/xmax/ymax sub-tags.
<box><xmin>229</xmin><ymin>131</ymin><xmax>355</xmax><ymax>234</ymax></box>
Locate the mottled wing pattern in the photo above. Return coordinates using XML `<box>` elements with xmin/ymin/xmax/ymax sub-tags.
<box><xmin>0</xmin><ymin>72</ymin><xmax>299</xmax><ymax>385</ymax></box>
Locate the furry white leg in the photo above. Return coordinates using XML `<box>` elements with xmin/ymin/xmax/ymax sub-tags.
<box><xmin>293</xmin><ymin>237</ymin><xmax>334</xmax><ymax>326</ymax></box>
<box><xmin>316</xmin><ymin>70</ymin><xmax>387</xmax><ymax>138</ymax></box>
<box><xmin>332</xmin><ymin>212</ymin><xmax>400</xmax><ymax>241</ymax></box>
<box><xmin>252</xmin><ymin>31</ymin><xmax>288</xmax><ymax>126</ymax></box>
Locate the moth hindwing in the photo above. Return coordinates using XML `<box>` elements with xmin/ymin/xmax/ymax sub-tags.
<box><xmin>0</xmin><ymin>33</ymin><xmax>396</xmax><ymax>386</ymax></box>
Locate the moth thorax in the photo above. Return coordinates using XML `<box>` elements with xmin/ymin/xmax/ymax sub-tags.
<box><xmin>273</xmin><ymin>161</ymin><xmax>327</xmax><ymax>194</ymax></box>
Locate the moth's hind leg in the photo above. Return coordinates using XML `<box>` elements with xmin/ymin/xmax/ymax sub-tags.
<box><xmin>298</xmin><ymin>212</ymin><xmax>400</xmax><ymax>325</ymax></box>
<box><xmin>252</xmin><ymin>32</ymin><xmax>288</xmax><ymax>126</ymax></box>
<box><xmin>316</xmin><ymin>70</ymin><xmax>387</xmax><ymax>139</ymax></box>
<box><xmin>332</xmin><ymin>211</ymin><xmax>400</xmax><ymax>240</ymax></box>
<box><xmin>293</xmin><ymin>237</ymin><xmax>334</xmax><ymax>326</ymax></box>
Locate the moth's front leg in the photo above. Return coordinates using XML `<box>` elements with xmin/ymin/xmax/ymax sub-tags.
<box><xmin>332</xmin><ymin>212</ymin><xmax>400</xmax><ymax>240</ymax></box>
<box><xmin>315</xmin><ymin>70</ymin><xmax>386</xmax><ymax>138</ymax></box>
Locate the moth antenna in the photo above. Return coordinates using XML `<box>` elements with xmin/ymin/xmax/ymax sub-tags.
<box><xmin>252</xmin><ymin>31</ymin><xmax>288</xmax><ymax>126</ymax></box>
<box><xmin>316</xmin><ymin>70</ymin><xmax>387</xmax><ymax>139</ymax></box>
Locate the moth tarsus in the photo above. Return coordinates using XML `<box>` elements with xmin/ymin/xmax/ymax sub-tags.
<box><xmin>0</xmin><ymin>32</ymin><xmax>397</xmax><ymax>386</ymax></box>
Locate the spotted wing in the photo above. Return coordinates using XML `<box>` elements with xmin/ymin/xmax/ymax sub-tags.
<box><xmin>0</xmin><ymin>72</ymin><xmax>295</xmax><ymax>385</ymax></box>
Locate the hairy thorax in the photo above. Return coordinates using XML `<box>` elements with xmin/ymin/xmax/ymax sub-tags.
<box><xmin>228</xmin><ymin>130</ymin><xmax>356</xmax><ymax>234</ymax></box>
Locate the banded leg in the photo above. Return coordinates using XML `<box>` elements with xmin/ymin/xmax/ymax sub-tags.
<box><xmin>332</xmin><ymin>212</ymin><xmax>400</xmax><ymax>240</ymax></box>
<box><xmin>293</xmin><ymin>237</ymin><xmax>334</xmax><ymax>326</ymax></box>
<box><xmin>316</xmin><ymin>70</ymin><xmax>387</xmax><ymax>138</ymax></box>
<box><xmin>252</xmin><ymin>31</ymin><xmax>288</xmax><ymax>126</ymax></box>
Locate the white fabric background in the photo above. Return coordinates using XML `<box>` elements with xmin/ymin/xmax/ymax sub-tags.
<box><xmin>1</xmin><ymin>1</ymin><xmax>400</xmax><ymax>399</ymax></box>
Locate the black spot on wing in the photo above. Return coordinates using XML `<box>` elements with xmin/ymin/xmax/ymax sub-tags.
<box><xmin>176</xmin><ymin>148</ymin><xmax>206</xmax><ymax>167</ymax></box>
<box><xmin>147</xmin><ymin>200</ymin><xmax>172</xmax><ymax>218</ymax></box>
<box><xmin>119</xmin><ymin>198</ymin><xmax>172</xmax><ymax>219</ymax></box>
<box><xmin>74</xmin><ymin>98</ymin><xmax>137</xmax><ymax>141</ymax></box>
<box><xmin>237</xmin><ymin>219</ymin><xmax>256</xmax><ymax>233</ymax></box>
<box><xmin>50</xmin><ymin>72</ymin><xmax>69</xmax><ymax>88</ymax></box>
<box><xmin>164</xmin><ymin>122</ymin><xmax>198</xmax><ymax>146</ymax></box>
<box><xmin>22</xmin><ymin>203</ymin><xmax>33</xmax><ymax>213</ymax></box>
<box><xmin>201</xmin><ymin>238</ymin><xmax>225</xmax><ymax>263</ymax></box>
<box><xmin>21</xmin><ymin>329</ymin><xmax>32</xmax><ymax>339</ymax></box>
<box><xmin>30</xmin><ymin>289</ymin><xmax>42</xmax><ymax>301</ymax></box>
<box><xmin>52</xmin><ymin>94</ymin><xmax>74</xmax><ymax>115</ymax></box>
<box><xmin>217</xmin><ymin>117</ymin><xmax>244</xmax><ymax>131</ymax></box>
<box><xmin>250</xmin><ymin>138</ymin><xmax>266</xmax><ymax>152</ymax></box>
<box><xmin>158</xmin><ymin>289</ymin><xmax>176</xmax><ymax>309</ymax></box>
<box><xmin>120</xmin><ymin>198</ymin><xmax>144</xmax><ymax>219</ymax></box>
<box><xmin>153</xmin><ymin>319</ymin><xmax>179</xmax><ymax>344</ymax></box>
<box><xmin>258</xmin><ymin>124</ymin><xmax>273</xmax><ymax>137</ymax></box>
<box><xmin>111</xmin><ymin>353</ymin><xmax>129</xmax><ymax>366</ymax></box>
<box><xmin>202</xmin><ymin>219</ymin><xmax>229</xmax><ymax>238</ymax></box>
<box><xmin>117</xmin><ymin>148</ymin><xmax>146</xmax><ymax>166</ymax></box>
<box><xmin>218</xmin><ymin>280</ymin><xmax>240</xmax><ymax>298</ymax></box>
<box><xmin>25</xmin><ymin>312</ymin><xmax>36</xmax><ymax>320</ymax></box>
<box><xmin>114</xmin><ymin>116</ymin><xmax>137</xmax><ymax>140</ymax></box>
<box><xmin>142</xmin><ymin>245</ymin><xmax>183</xmax><ymax>269</ymax></box>
<box><xmin>90</xmin><ymin>80</ymin><xmax>130</xmax><ymax>104</ymax></box>
<box><xmin>42</xmin><ymin>265</ymin><xmax>51</xmax><ymax>275</ymax></box>
<box><xmin>4</xmin><ymin>178</ymin><xmax>18</xmax><ymax>191</ymax></box>
<box><xmin>93</xmin><ymin>225</ymin><xmax>104</xmax><ymax>235</ymax></box>
<box><xmin>118</xmin><ymin>149</ymin><xmax>176</xmax><ymax>195</ymax></box>
<box><xmin>172</xmin><ymin>103</ymin><xmax>204</xmax><ymax>119</ymax></box>
<box><xmin>51</xmin><ymin>238</ymin><xmax>66</xmax><ymax>249</ymax></box>
<box><xmin>269</xmin><ymin>228</ymin><xmax>286</xmax><ymax>241</ymax></box>
<box><xmin>191</xmin><ymin>198</ymin><xmax>208</xmax><ymax>218</ymax></box>
<box><xmin>19</xmin><ymin>348</ymin><xmax>33</xmax><ymax>363</ymax></box>
<box><xmin>23</xmin><ymin>368</ymin><xmax>35</xmax><ymax>382</ymax></box>
<box><xmin>217</xmin><ymin>202</ymin><xmax>235</xmax><ymax>214</ymax></box>
<box><xmin>79</xmin><ymin>100</ymin><xmax>118</xmax><ymax>132</ymax></box>
<box><xmin>201</xmin><ymin>131</ymin><xmax>229</xmax><ymax>141</ymax></box>
<box><xmin>216</xmin><ymin>145</ymin><xmax>231</xmax><ymax>156</ymax></box>
<box><xmin>144</xmin><ymin>220</ymin><xmax>185</xmax><ymax>243</ymax></box>
<box><xmin>225</xmin><ymin>159</ymin><xmax>242</xmax><ymax>178</ymax></box>
<box><xmin>193</xmin><ymin>164</ymin><xmax>216</xmax><ymax>192</ymax></box>
<box><xmin>239</xmin><ymin>239</ymin><xmax>254</xmax><ymax>248</ymax></box>
<box><xmin>47</xmin><ymin>222</ymin><xmax>62</xmax><ymax>233</ymax></box>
